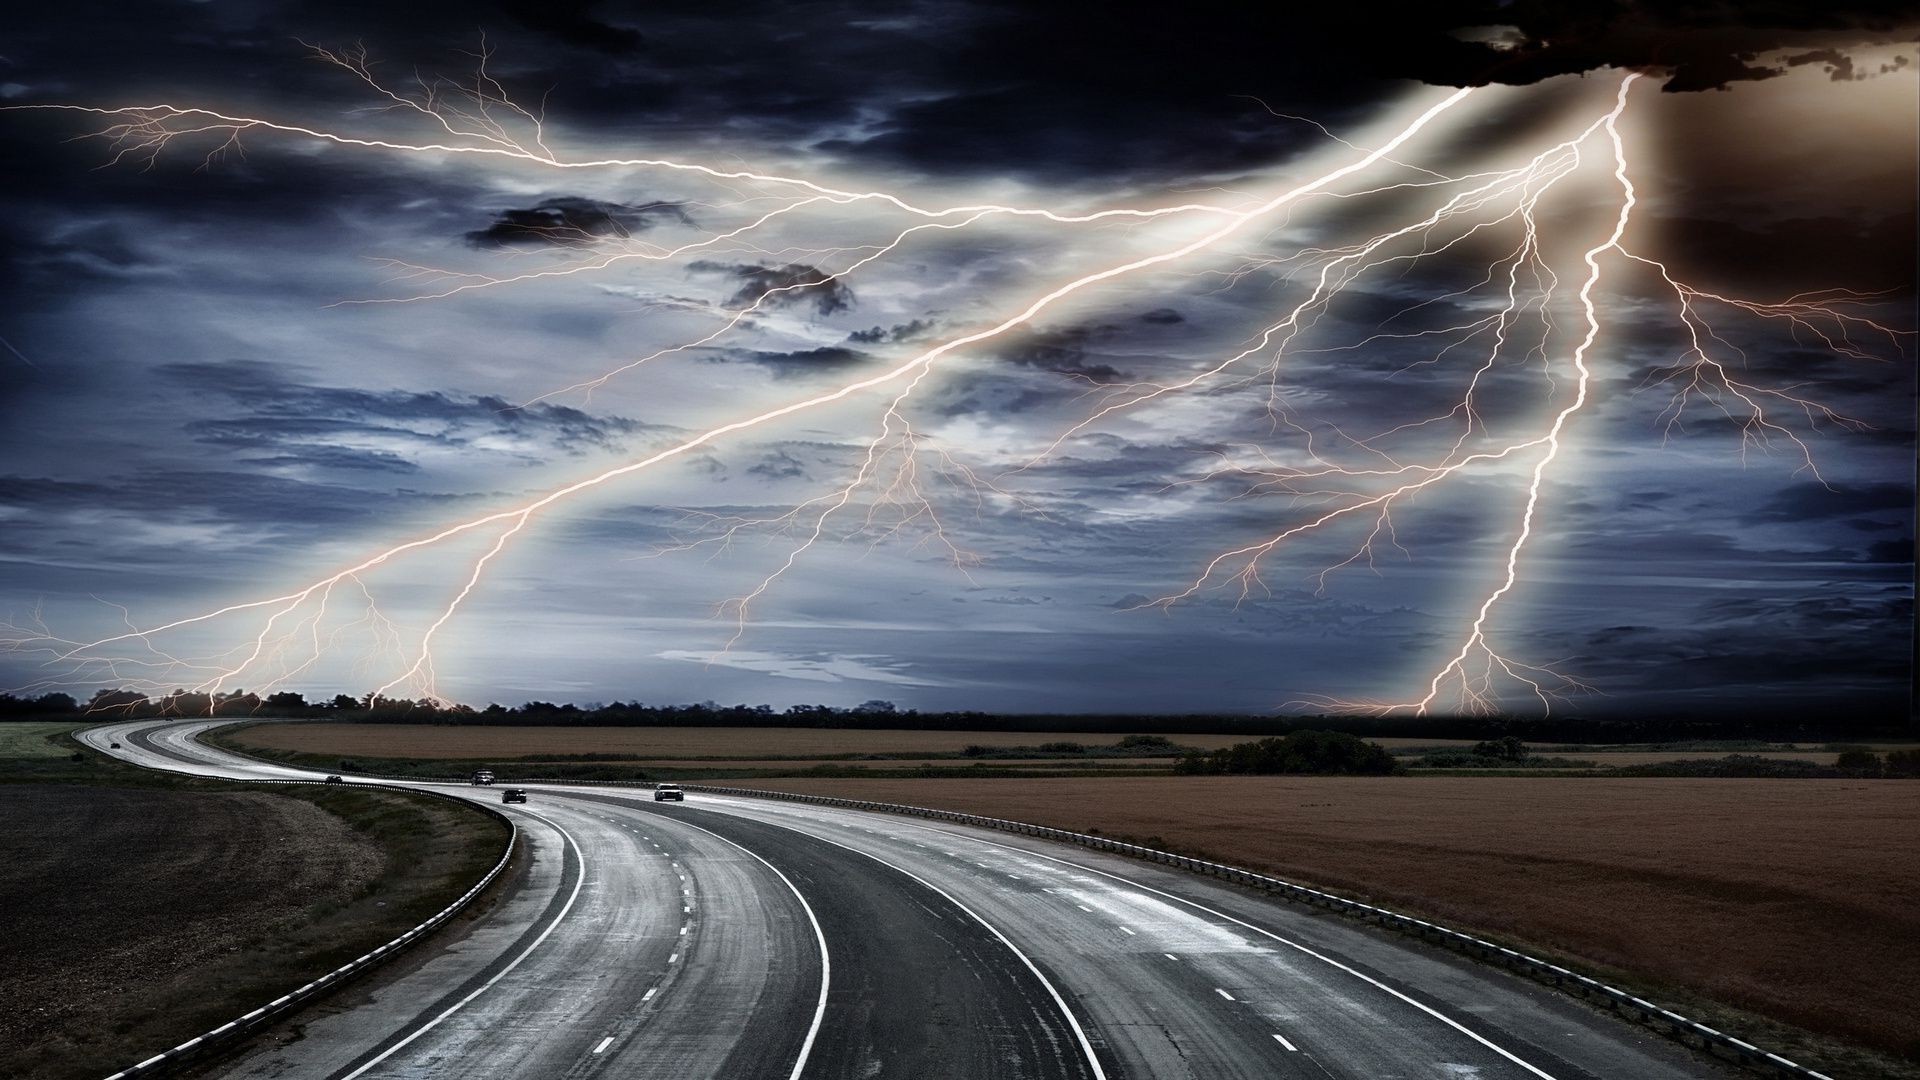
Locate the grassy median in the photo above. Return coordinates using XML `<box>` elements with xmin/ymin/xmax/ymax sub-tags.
<box><xmin>0</xmin><ymin>722</ymin><xmax>511</xmax><ymax>1080</ymax></box>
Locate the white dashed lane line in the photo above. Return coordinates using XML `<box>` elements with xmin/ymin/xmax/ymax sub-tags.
<box><xmin>1119</xmin><ymin>926</ymin><xmax>1136</xmax><ymax>936</ymax></box>
<box><xmin>593</xmin><ymin>1037</ymin><xmax>614</xmax><ymax>1054</ymax></box>
<box><xmin>1273</xmin><ymin>1034</ymin><xmax>1299</xmax><ymax>1052</ymax></box>
<box><xmin>1216</xmin><ymin>989</ymin><xmax>1236</xmax><ymax>1001</ymax></box>
<box><xmin>643</xmin><ymin>987</ymin><xmax>658</xmax><ymax>1002</ymax></box>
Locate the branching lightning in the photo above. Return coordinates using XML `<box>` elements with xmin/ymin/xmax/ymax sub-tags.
<box><xmin>3</xmin><ymin>45</ymin><xmax>1909</xmax><ymax>716</ymax></box>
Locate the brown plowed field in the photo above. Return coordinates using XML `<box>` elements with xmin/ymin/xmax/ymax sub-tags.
<box><xmin>718</xmin><ymin>774</ymin><xmax>1919</xmax><ymax>1061</ymax></box>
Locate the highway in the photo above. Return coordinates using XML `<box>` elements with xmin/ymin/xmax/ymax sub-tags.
<box><xmin>77</xmin><ymin>719</ymin><xmax>1734</xmax><ymax>1080</ymax></box>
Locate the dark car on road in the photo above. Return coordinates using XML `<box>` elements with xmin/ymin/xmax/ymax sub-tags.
<box><xmin>109</xmin><ymin>741</ymin><xmax>121</xmax><ymax>749</ymax></box>
<box><xmin>471</xmin><ymin>770</ymin><xmax>495</xmax><ymax>785</ymax></box>
<box><xmin>501</xmin><ymin>789</ymin><xmax>528</xmax><ymax>804</ymax></box>
<box><xmin>324</xmin><ymin>775</ymin><xmax>344</xmax><ymax>784</ymax></box>
<box><xmin>654</xmin><ymin>784</ymin><xmax>684</xmax><ymax>802</ymax></box>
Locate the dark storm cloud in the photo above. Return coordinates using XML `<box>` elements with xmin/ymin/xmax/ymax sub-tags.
<box><xmin>847</xmin><ymin>319</ymin><xmax>935</xmax><ymax>345</ymax></box>
<box><xmin>714</xmin><ymin>346</ymin><xmax>869</xmax><ymax>379</ymax></box>
<box><xmin>162</xmin><ymin>360</ymin><xmax>656</xmax><ymax>460</ymax></box>
<box><xmin>501</xmin><ymin>0</ymin><xmax>643</xmax><ymax>55</ymax></box>
<box><xmin>1402</xmin><ymin>3</ymin><xmax>1920</xmax><ymax>93</ymax></box>
<box><xmin>687</xmin><ymin>262</ymin><xmax>854</xmax><ymax>316</ymax></box>
<box><xmin>998</xmin><ymin>326</ymin><xmax>1129</xmax><ymax>384</ymax></box>
<box><xmin>465</xmin><ymin>196</ymin><xmax>693</xmax><ymax>248</ymax></box>
<box><xmin>1737</xmin><ymin>481</ymin><xmax>1913</xmax><ymax>524</ymax></box>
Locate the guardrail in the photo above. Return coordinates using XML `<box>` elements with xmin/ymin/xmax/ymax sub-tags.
<box><xmin>95</xmin><ymin>775</ymin><xmax>518</xmax><ymax>1080</ymax></box>
<box><xmin>671</xmin><ymin>782</ymin><xmax>1834</xmax><ymax>1080</ymax></box>
<box><xmin>171</xmin><ymin>733</ymin><xmax>1834</xmax><ymax>1080</ymax></box>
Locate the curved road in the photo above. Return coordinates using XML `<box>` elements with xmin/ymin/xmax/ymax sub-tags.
<box><xmin>78</xmin><ymin>719</ymin><xmax>1732</xmax><ymax>1080</ymax></box>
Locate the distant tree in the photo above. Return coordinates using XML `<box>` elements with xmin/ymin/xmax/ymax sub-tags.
<box><xmin>1174</xmin><ymin>730</ymin><xmax>1399</xmax><ymax>776</ymax></box>
<box><xmin>1883</xmin><ymin>749</ymin><xmax>1920</xmax><ymax>777</ymax></box>
<box><xmin>855</xmin><ymin>699</ymin><xmax>898</xmax><ymax>715</ymax></box>
<box><xmin>34</xmin><ymin>692</ymin><xmax>78</xmax><ymax>712</ymax></box>
<box><xmin>1835</xmin><ymin>748</ymin><xmax>1884</xmax><ymax>774</ymax></box>
<box><xmin>88</xmin><ymin>688</ymin><xmax>150</xmax><ymax>713</ymax></box>
<box><xmin>329</xmin><ymin>694</ymin><xmax>360</xmax><ymax>710</ymax></box>
<box><xmin>1472</xmin><ymin>736</ymin><xmax>1528</xmax><ymax>762</ymax></box>
<box><xmin>264</xmin><ymin>691</ymin><xmax>307</xmax><ymax>709</ymax></box>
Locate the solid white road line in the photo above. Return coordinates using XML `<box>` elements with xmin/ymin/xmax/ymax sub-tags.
<box><xmin>339</xmin><ymin>808</ymin><xmax>588</xmax><ymax>1080</ymax></box>
<box><xmin>627</xmin><ymin>806</ymin><xmax>833</xmax><ymax>1080</ymax></box>
<box><xmin>1273</xmin><ymin>1034</ymin><xmax>1299</xmax><ymax>1052</ymax></box>
<box><xmin>683</xmin><ymin>802</ymin><xmax>1109</xmax><ymax>1080</ymax></box>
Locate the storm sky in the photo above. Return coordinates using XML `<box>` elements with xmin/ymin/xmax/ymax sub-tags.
<box><xmin>1</xmin><ymin>2</ymin><xmax>1914</xmax><ymax>718</ymax></box>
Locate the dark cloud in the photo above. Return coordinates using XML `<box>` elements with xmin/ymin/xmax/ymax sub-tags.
<box><xmin>1738</xmin><ymin>480</ymin><xmax>1913</xmax><ymax>524</ymax></box>
<box><xmin>847</xmin><ymin>319</ymin><xmax>936</xmax><ymax>345</ymax></box>
<box><xmin>161</xmin><ymin>360</ymin><xmax>655</xmax><ymax>462</ymax></box>
<box><xmin>999</xmin><ymin>326</ymin><xmax>1129</xmax><ymax>384</ymax></box>
<box><xmin>688</xmin><ymin>261</ymin><xmax>854</xmax><ymax>316</ymax></box>
<box><xmin>746</xmin><ymin>450</ymin><xmax>809</xmax><ymax>481</ymax></box>
<box><xmin>716</xmin><ymin>346</ymin><xmax>869</xmax><ymax>378</ymax></box>
<box><xmin>1139</xmin><ymin>308</ymin><xmax>1185</xmax><ymax>325</ymax></box>
<box><xmin>502</xmin><ymin>0</ymin><xmax>644</xmax><ymax>55</ymax></box>
<box><xmin>465</xmin><ymin>196</ymin><xmax>692</xmax><ymax>247</ymax></box>
<box><xmin>1401</xmin><ymin>3</ymin><xmax>1920</xmax><ymax>93</ymax></box>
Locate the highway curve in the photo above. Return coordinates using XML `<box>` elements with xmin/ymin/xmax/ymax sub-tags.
<box><xmin>76</xmin><ymin>719</ymin><xmax>1735</xmax><ymax>1080</ymax></box>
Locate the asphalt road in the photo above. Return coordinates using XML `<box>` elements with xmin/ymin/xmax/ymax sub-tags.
<box><xmin>76</xmin><ymin>719</ymin><xmax>1735</xmax><ymax>1080</ymax></box>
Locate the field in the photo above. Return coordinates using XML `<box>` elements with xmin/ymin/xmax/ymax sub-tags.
<box><xmin>226</xmin><ymin>723</ymin><xmax>1255</xmax><ymax>759</ymax></box>
<box><xmin>0</xmin><ymin>725</ymin><xmax>511</xmax><ymax>1080</ymax></box>
<box><xmin>222</xmin><ymin>723</ymin><xmax>1880</xmax><ymax>771</ymax></box>
<box><xmin>712</xmin><ymin>774</ymin><xmax>1919</xmax><ymax>1071</ymax></box>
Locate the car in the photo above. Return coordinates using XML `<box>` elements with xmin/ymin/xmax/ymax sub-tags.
<box><xmin>470</xmin><ymin>770</ymin><xmax>495</xmax><ymax>785</ymax></box>
<box><xmin>501</xmin><ymin>789</ymin><xmax>528</xmax><ymax>804</ymax></box>
<box><xmin>324</xmin><ymin>775</ymin><xmax>344</xmax><ymax>784</ymax></box>
<box><xmin>109</xmin><ymin>741</ymin><xmax>121</xmax><ymax>749</ymax></box>
<box><xmin>654</xmin><ymin>784</ymin><xmax>685</xmax><ymax>802</ymax></box>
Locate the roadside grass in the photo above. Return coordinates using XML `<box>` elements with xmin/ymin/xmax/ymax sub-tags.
<box><xmin>0</xmin><ymin>719</ymin><xmax>94</xmax><ymax>759</ymax></box>
<box><xmin>0</xmin><ymin>721</ymin><xmax>511</xmax><ymax>1080</ymax></box>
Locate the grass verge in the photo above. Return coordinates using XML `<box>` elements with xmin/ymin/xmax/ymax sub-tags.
<box><xmin>0</xmin><ymin>721</ymin><xmax>510</xmax><ymax>1080</ymax></box>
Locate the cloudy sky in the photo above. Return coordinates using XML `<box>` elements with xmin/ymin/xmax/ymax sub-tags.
<box><xmin>1</xmin><ymin>2</ymin><xmax>1914</xmax><ymax>719</ymax></box>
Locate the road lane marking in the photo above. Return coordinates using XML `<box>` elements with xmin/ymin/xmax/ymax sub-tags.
<box><xmin>1216</xmin><ymin>988</ymin><xmax>1235</xmax><ymax>1001</ymax></box>
<box><xmin>339</xmin><ymin>809</ymin><xmax>588</xmax><ymax>1080</ymax></box>
<box><xmin>684</xmin><ymin>804</ymin><xmax>1108</xmax><ymax>1080</ymax></box>
<box><xmin>1119</xmin><ymin>926</ymin><xmax>1136</xmax><ymax>935</ymax></box>
<box><xmin>1076</xmin><ymin>904</ymin><xmax>1093</xmax><ymax>913</ymax></box>
<box><xmin>620</xmin><ymin>805</ymin><xmax>833</xmax><ymax>1080</ymax></box>
<box><xmin>593</xmin><ymin>1037</ymin><xmax>614</xmax><ymax>1054</ymax></box>
<box><xmin>1164</xmin><ymin>953</ymin><xmax>1179</xmax><ymax>961</ymax></box>
<box><xmin>1273</xmin><ymin>1034</ymin><xmax>1299</xmax><ymax>1052</ymax></box>
<box><xmin>669</xmin><ymin>953</ymin><xmax>679</xmax><ymax>963</ymax></box>
<box><xmin>643</xmin><ymin>988</ymin><xmax>657</xmax><ymax>1001</ymax></box>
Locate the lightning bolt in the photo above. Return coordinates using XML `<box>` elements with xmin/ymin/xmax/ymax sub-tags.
<box><xmin>3</xmin><ymin>46</ymin><xmax>1909</xmax><ymax>716</ymax></box>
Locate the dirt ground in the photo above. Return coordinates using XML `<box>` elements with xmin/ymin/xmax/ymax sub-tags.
<box><xmin>717</xmin><ymin>774</ymin><xmax>1920</xmax><ymax>1064</ymax></box>
<box><xmin>0</xmin><ymin>784</ymin><xmax>504</xmax><ymax>1080</ymax></box>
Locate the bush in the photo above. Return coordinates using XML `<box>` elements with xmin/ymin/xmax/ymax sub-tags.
<box><xmin>1885</xmin><ymin>749</ymin><xmax>1920</xmax><ymax>777</ymax></box>
<box><xmin>1835</xmin><ymin>748</ymin><xmax>1884</xmax><ymax>774</ymax></box>
<box><xmin>1173</xmin><ymin>731</ymin><xmax>1399</xmax><ymax>776</ymax></box>
<box><xmin>1472</xmin><ymin>736</ymin><xmax>1528</xmax><ymax>762</ymax></box>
